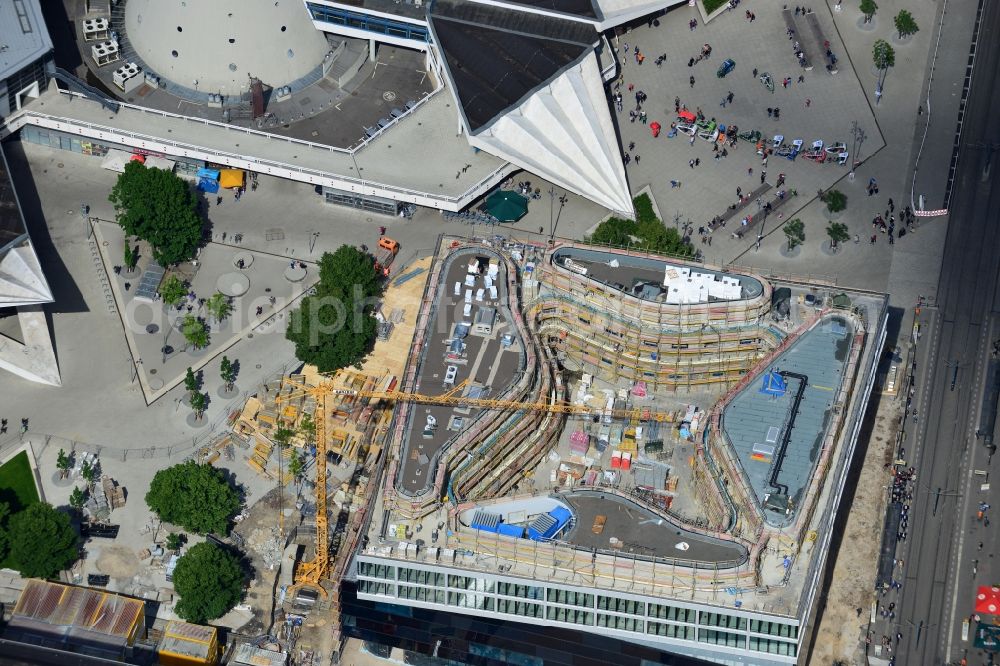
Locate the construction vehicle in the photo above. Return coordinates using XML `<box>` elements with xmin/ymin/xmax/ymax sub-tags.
<box><xmin>374</xmin><ymin>237</ymin><xmax>399</xmax><ymax>277</ymax></box>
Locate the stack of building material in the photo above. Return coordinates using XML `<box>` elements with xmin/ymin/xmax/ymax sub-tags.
<box><xmin>569</xmin><ymin>430</ymin><xmax>589</xmax><ymax>455</ymax></box>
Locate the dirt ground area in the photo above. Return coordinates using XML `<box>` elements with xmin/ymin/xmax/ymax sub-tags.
<box><xmin>811</xmin><ymin>395</ymin><xmax>903</xmax><ymax>664</ymax></box>
<box><xmin>95</xmin><ymin>545</ymin><xmax>141</xmax><ymax>579</ymax></box>
<box><xmin>358</xmin><ymin>256</ymin><xmax>433</xmax><ymax>379</ymax></box>
<box><xmin>234</xmin><ymin>486</ymin><xmax>285</xmax><ymax>636</ymax></box>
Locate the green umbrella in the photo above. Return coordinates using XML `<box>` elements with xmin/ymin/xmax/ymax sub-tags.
<box><xmin>485</xmin><ymin>190</ymin><xmax>529</xmax><ymax>222</ymax></box>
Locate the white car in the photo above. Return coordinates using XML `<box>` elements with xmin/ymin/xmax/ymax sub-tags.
<box><xmin>699</xmin><ymin>128</ymin><xmax>720</xmax><ymax>142</ymax></box>
<box><xmin>675</xmin><ymin>122</ymin><xmax>697</xmax><ymax>136</ymax></box>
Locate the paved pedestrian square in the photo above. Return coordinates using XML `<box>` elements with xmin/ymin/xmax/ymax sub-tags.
<box><xmin>613</xmin><ymin>4</ymin><xmax>884</xmax><ymax>253</ymax></box>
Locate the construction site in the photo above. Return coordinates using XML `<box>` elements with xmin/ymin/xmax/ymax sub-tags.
<box><xmin>219</xmin><ymin>234</ymin><xmax>887</xmax><ymax>666</ymax></box>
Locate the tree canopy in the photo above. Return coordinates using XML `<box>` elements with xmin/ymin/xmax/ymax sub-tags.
<box><xmin>783</xmin><ymin>219</ymin><xmax>805</xmax><ymax>249</ymax></box>
<box><xmin>7</xmin><ymin>503</ymin><xmax>79</xmax><ymax>578</ymax></box>
<box><xmin>145</xmin><ymin>461</ymin><xmax>241</xmax><ymax>535</ymax></box>
<box><xmin>172</xmin><ymin>542</ymin><xmax>244</xmax><ymax>624</ymax></box>
<box><xmin>894</xmin><ymin>10</ymin><xmax>918</xmax><ymax>38</ymax></box>
<box><xmin>586</xmin><ymin>194</ymin><xmax>693</xmax><ymax>258</ymax></box>
<box><xmin>181</xmin><ymin>315</ymin><xmax>210</xmax><ymax>350</ymax></box>
<box><xmin>286</xmin><ymin>245</ymin><xmax>384</xmax><ymax>372</ymax></box>
<box><xmin>826</xmin><ymin>222</ymin><xmax>851</xmax><ymax>248</ymax></box>
<box><xmin>108</xmin><ymin>161</ymin><xmax>203</xmax><ymax>266</ymax></box>
<box><xmin>873</xmin><ymin>39</ymin><xmax>895</xmax><ymax>71</ymax></box>
<box><xmin>860</xmin><ymin>0</ymin><xmax>877</xmax><ymax>20</ymax></box>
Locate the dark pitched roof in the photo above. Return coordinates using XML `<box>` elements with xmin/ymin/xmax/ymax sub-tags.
<box><xmin>429</xmin><ymin>0</ymin><xmax>598</xmax><ymax>132</ymax></box>
<box><xmin>500</xmin><ymin>0</ymin><xmax>600</xmax><ymax>19</ymax></box>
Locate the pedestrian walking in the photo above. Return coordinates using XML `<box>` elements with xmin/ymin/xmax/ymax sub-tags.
<box><xmin>727</xmin><ymin>91</ymin><xmax>734</xmax><ymax>103</ymax></box>
<box><xmin>798</xmin><ymin>74</ymin><xmax>805</xmax><ymax>83</ymax></box>
<box><xmin>747</xmin><ymin>167</ymin><xmax>753</xmax><ymax>176</ymax></box>
<box><xmin>888</xmin><ymin>197</ymin><xmax>895</xmax><ymax>212</ymax></box>
<box><xmin>689</xmin><ymin>159</ymin><xmax>696</xmax><ymax>169</ymax></box>
<box><xmin>634</xmin><ymin>155</ymin><xmax>640</xmax><ymax>164</ymax></box>
<box><xmin>690</xmin><ymin>75</ymin><xmax>696</xmax><ymax>87</ymax></box>
<box><xmin>752</xmin><ymin>67</ymin><xmax>758</xmax><ymax>78</ymax></box>
<box><xmin>767</xmin><ymin>107</ymin><xmax>773</xmax><ymax>118</ymax></box>
<box><xmin>695</xmin><ymin>158</ymin><xmax>700</xmax><ymax>166</ymax></box>
<box><xmin>805</xmin><ymin>98</ymin><xmax>811</xmax><ymax>107</ymax></box>
<box><xmin>760</xmin><ymin>171</ymin><xmax>766</xmax><ymax>184</ymax></box>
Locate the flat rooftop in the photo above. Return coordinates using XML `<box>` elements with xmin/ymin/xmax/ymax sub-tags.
<box><xmin>396</xmin><ymin>249</ymin><xmax>523</xmax><ymax>495</ymax></box>
<box><xmin>550</xmin><ymin>246</ymin><xmax>764</xmax><ymax>302</ymax></box>
<box><xmin>723</xmin><ymin>314</ymin><xmax>856</xmax><ymax>527</ymax></box>
<box><xmin>560</xmin><ymin>491</ymin><xmax>747</xmax><ymax>564</ymax></box>
<box><xmin>16</xmin><ymin>86</ymin><xmax>509</xmax><ymax>204</ymax></box>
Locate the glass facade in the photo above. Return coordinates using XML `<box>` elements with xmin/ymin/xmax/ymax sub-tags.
<box><xmin>307</xmin><ymin>3</ymin><xmax>429</xmax><ymax>43</ymax></box>
<box><xmin>17</xmin><ymin>126</ymin><xmax>202</xmax><ymax>176</ymax></box>
<box><xmin>343</xmin><ymin>580</ymin><xmax>712</xmax><ymax>666</ymax></box>
<box><xmin>322</xmin><ymin>186</ymin><xmax>399</xmax><ymax>216</ymax></box>
<box><xmin>354</xmin><ymin>557</ymin><xmax>799</xmax><ymax>663</ymax></box>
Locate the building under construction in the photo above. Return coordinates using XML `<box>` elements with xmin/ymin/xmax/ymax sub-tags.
<box><xmin>325</xmin><ymin>236</ymin><xmax>887</xmax><ymax>665</ymax></box>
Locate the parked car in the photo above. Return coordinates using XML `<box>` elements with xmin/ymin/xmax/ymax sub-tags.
<box><xmin>717</xmin><ymin>58</ymin><xmax>736</xmax><ymax>78</ymax></box>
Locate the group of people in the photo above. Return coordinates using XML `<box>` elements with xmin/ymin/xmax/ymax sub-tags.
<box><xmin>868</xmin><ymin>198</ymin><xmax>916</xmax><ymax>245</ymax></box>
<box><xmin>0</xmin><ymin>417</ymin><xmax>28</xmax><ymax>434</ymax></box>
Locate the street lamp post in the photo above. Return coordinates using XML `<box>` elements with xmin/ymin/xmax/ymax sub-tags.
<box><xmin>850</xmin><ymin>121</ymin><xmax>867</xmax><ymax>177</ymax></box>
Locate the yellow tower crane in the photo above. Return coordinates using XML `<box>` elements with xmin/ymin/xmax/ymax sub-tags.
<box><xmin>276</xmin><ymin>372</ymin><xmax>678</xmax><ymax>592</ymax></box>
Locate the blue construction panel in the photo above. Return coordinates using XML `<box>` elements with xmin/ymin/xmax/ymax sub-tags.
<box><xmin>496</xmin><ymin>523</ymin><xmax>524</xmax><ymax>539</ymax></box>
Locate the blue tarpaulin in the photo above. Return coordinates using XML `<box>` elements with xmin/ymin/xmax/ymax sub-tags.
<box><xmin>196</xmin><ymin>167</ymin><xmax>221</xmax><ymax>193</ymax></box>
<box><xmin>760</xmin><ymin>370</ymin><xmax>787</xmax><ymax>397</ymax></box>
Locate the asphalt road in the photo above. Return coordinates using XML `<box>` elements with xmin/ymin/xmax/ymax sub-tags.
<box><xmin>892</xmin><ymin>0</ymin><xmax>1000</xmax><ymax>661</ymax></box>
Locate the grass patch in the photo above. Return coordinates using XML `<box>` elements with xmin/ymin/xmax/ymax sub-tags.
<box><xmin>0</xmin><ymin>451</ymin><xmax>40</xmax><ymax>569</ymax></box>
<box><xmin>585</xmin><ymin>194</ymin><xmax>693</xmax><ymax>258</ymax></box>
<box><xmin>702</xmin><ymin>0</ymin><xmax>729</xmax><ymax>14</ymax></box>
<box><xmin>0</xmin><ymin>451</ymin><xmax>39</xmax><ymax>512</ymax></box>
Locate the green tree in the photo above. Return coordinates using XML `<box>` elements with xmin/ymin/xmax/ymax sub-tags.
<box><xmin>81</xmin><ymin>460</ymin><xmax>99</xmax><ymax>487</ymax></box>
<box><xmin>286</xmin><ymin>246</ymin><xmax>384</xmax><ymax>373</ymax></box>
<box><xmin>205</xmin><ymin>292</ymin><xmax>232</xmax><ymax>323</ymax></box>
<box><xmin>165</xmin><ymin>532</ymin><xmax>186</xmax><ymax>552</ymax></box>
<box><xmin>56</xmin><ymin>448</ymin><xmax>72</xmax><ymax>479</ymax></box>
<box><xmin>272</xmin><ymin>427</ymin><xmax>296</xmax><ymax>448</ymax></box>
<box><xmin>586</xmin><ymin>196</ymin><xmax>693</xmax><ymax>258</ymax></box>
<box><xmin>108</xmin><ymin>160</ymin><xmax>203</xmax><ymax>266</ymax></box>
<box><xmin>822</xmin><ymin>190</ymin><xmax>848</xmax><ymax>214</ymax></box>
<box><xmin>288</xmin><ymin>452</ymin><xmax>306</xmax><ymax>481</ymax></box>
<box><xmin>69</xmin><ymin>486</ymin><xmax>87</xmax><ymax>513</ymax></box>
<box><xmin>220</xmin><ymin>356</ymin><xmax>238</xmax><ymax>391</ymax></box>
<box><xmin>181</xmin><ymin>315</ymin><xmax>210</xmax><ymax>350</ymax></box>
<box><xmin>783</xmin><ymin>219</ymin><xmax>805</xmax><ymax>250</ymax></box>
<box><xmin>826</xmin><ymin>222</ymin><xmax>851</xmax><ymax>250</ymax></box>
<box><xmin>172</xmin><ymin>542</ymin><xmax>244</xmax><ymax>624</ymax></box>
<box><xmin>190</xmin><ymin>391</ymin><xmax>209</xmax><ymax>419</ymax></box>
<box><xmin>145</xmin><ymin>461</ymin><xmax>241</xmax><ymax>534</ymax></box>
<box><xmin>159</xmin><ymin>275</ymin><xmax>188</xmax><ymax>307</ymax></box>
<box><xmin>184</xmin><ymin>367</ymin><xmax>199</xmax><ymax>396</ymax></box>
<box><xmin>873</xmin><ymin>39</ymin><xmax>896</xmax><ymax>91</ymax></box>
<box><xmin>7</xmin><ymin>503</ymin><xmax>79</xmax><ymax>578</ymax></box>
<box><xmin>894</xmin><ymin>9</ymin><xmax>918</xmax><ymax>38</ymax></box>
<box><xmin>299</xmin><ymin>413</ymin><xmax>316</xmax><ymax>445</ymax></box>
<box><xmin>860</xmin><ymin>0</ymin><xmax>877</xmax><ymax>21</ymax></box>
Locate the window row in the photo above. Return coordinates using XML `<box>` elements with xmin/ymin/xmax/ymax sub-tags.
<box><xmin>546</xmin><ymin>588</ymin><xmax>593</xmax><ymax>608</ymax></box>
<box><xmin>358</xmin><ymin>562</ymin><xmax>395</xmax><ymax>580</ymax></box>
